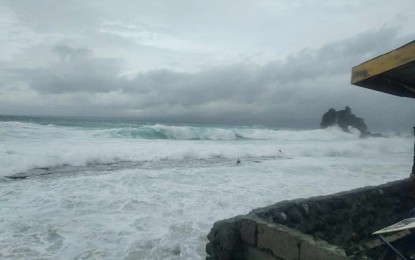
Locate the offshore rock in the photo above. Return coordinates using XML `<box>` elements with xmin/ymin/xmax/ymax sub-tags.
<box><xmin>320</xmin><ymin>106</ymin><xmax>383</xmax><ymax>137</ymax></box>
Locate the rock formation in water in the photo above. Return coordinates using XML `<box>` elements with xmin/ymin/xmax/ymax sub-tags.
<box><xmin>320</xmin><ymin>106</ymin><xmax>382</xmax><ymax>137</ymax></box>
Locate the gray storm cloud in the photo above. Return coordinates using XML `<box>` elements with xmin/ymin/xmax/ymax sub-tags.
<box><xmin>3</xmin><ymin>28</ymin><xmax>414</xmax><ymax>131</ymax></box>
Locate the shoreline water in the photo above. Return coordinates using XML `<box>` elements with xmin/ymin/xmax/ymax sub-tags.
<box><xmin>0</xmin><ymin>116</ymin><xmax>412</xmax><ymax>259</ymax></box>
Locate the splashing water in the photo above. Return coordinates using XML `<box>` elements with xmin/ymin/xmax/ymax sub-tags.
<box><xmin>0</xmin><ymin>116</ymin><xmax>412</xmax><ymax>259</ymax></box>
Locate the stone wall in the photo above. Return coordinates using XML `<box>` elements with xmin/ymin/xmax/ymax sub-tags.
<box><xmin>206</xmin><ymin>178</ymin><xmax>415</xmax><ymax>259</ymax></box>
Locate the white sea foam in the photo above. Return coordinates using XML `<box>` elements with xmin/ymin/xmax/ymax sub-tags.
<box><xmin>0</xmin><ymin>120</ymin><xmax>413</xmax><ymax>259</ymax></box>
<box><xmin>0</xmin><ymin>122</ymin><xmax>379</xmax><ymax>176</ymax></box>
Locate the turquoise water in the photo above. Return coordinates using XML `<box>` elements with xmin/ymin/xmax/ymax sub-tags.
<box><xmin>0</xmin><ymin>115</ymin><xmax>412</xmax><ymax>259</ymax></box>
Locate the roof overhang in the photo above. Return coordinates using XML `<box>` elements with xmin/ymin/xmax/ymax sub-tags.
<box><xmin>351</xmin><ymin>40</ymin><xmax>415</xmax><ymax>98</ymax></box>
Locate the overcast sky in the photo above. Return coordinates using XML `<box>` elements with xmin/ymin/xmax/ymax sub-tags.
<box><xmin>1</xmin><ymin>0</ymin><xmax>414</xmax><ymax>131</ymax></box>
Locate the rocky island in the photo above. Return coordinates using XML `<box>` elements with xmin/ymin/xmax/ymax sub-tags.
<box><xmin>320</xmin><ymin>106</ymin><xmax>383</xmax><ymax>138</ymax></box>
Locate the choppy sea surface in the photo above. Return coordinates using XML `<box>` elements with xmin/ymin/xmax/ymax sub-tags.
<box><xmin>0</xmin><ymin>115</ymin><xmax>412</xmax><ymax>259</ymax></box>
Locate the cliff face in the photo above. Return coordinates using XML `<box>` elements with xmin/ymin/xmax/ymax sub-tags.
<box><xmin>320</xmin><ymin>106</ymin><xmax>382</xmax><ymax>138</ymax></box>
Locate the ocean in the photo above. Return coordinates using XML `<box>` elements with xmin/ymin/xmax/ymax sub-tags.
<box><xmin>0</xmin><ymin>115</ymin><xmax>412</xmax><ymax>259</ymax></box>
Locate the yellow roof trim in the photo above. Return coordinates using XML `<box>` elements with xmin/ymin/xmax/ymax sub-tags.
<box><xmin>351</xmin><ymin>41</ymin><xmax>415</xmax><ymax>84</ymax></box>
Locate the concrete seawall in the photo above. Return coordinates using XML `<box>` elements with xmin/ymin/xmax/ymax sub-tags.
<box><xmin>206</xmin><ymin>178</ymin><xmax>415</xmax><ymax>259</ymax></box>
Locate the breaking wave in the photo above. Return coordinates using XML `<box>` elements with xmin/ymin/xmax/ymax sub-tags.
<box><xmin>1</xmin><ymin>120</ymin><xmax>410</xmax><ymax>178</ymax></box>
<box><xmin>0</xmin><ymin>121</ymin><xmax>365</xmax><ymax>141</ymax></box>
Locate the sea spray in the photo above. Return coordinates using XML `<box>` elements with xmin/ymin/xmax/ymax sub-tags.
<box><xmin>0</xmin><ymin>117</ymin><xmax>412</xmax><ymax>259</ymax></box>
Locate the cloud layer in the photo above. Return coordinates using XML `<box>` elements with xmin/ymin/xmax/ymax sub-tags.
<box><xmin>1</xmin><ymin>1</ymin><xmax>414</xmax><ymax>132</ymax></box>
